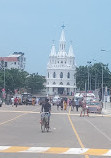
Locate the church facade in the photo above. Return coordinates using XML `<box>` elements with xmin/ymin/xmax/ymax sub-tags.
<box><xmin>46</xmin><ymin>27</ymin><xmax>76</xmax><ymax>96</ymax></box>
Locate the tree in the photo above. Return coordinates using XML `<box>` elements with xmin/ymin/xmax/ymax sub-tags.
<box><xmin>76</xmin><ymin>66</ymin><xmax>88</xmax><ymax>90</ymax></box>
<box><xmin>76</xmin><ymin>63</ymin><xmax>111</xmax><ymax>91</ymax></box>
<box><xmin>25</xmin><ymin>73</ymin><xmax>46</xmax><ymax>94</ymax></box>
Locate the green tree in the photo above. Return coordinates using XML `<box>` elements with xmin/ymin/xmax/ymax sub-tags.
<box><xmin>25</xmin><ymin>73</ymin><xmax>46</xmax><ymax>94</ymax></box>
<box><xmin>76</xmin><ymin>63</ymin><xmax>111</xmax><ymax>91</ymax></box>
<box><xmin>76</xmin><ymin>66</ymin><xmax>88</xmax><ymax>90</ymax></box>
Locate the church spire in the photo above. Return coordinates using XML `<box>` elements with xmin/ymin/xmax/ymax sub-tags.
<box><xmin>68</xmin><ymin>41</ymin><xmax>75</xmax><ymax>57</ymax></box>
<box><xmin>50</xmin><ymin>41</ymin><xmax>56</xmax><ymax>56</ymax></box>
<box><xmin>59</xmin><ymin>25</ymin><xmax>66</xmax><ymax>52</ymax></box>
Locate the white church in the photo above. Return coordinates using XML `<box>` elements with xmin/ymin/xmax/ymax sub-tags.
<box><xmin>46</xmin><ymin>26</ymin><xmax>76</xmax><ymax>96</ymax></box>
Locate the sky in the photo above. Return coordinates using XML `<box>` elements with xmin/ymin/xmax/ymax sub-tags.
<box><xmin>0</xmin><ymin>0</ymin><xmax>111</xmax><ymax>75</ymax></box>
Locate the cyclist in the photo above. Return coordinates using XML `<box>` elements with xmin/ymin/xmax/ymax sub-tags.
<box><xmin>41</xmin><ymin>98</ymin><xmax>51</xmax><ymax>126</ymax></box>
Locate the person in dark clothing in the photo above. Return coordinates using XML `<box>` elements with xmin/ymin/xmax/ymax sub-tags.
<box><xmin>71</xmin><ymin>99</ymin><xmax>75</xmax><ymax>111</ymax></box>
<box><xmin>41</xmin><ymin>98</ymin><xmax>51</xmax><ymax>126</ymax></box>
<box><xmin>75</xmin><ymin>98</ymin><xmax>79</xmax><ymax>111</ymax></box>
<box><xmin>41</xmin><ymin>98</ymin><xmax>51</xmax><ymax>113</ymax></box>
<box><xmin>60</xmin><ymin>99</ymin><xmax>63</xmax><ymax>110</ymax></box>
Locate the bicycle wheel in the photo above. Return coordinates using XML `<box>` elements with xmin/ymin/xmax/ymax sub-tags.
<box><xmin>45</xmin><ymin>121</ymin><xmax>49</xmax><ymax>132</ymax></box>
<box><xmin>41</xmin><ymin>119</ymin><xmax>45</xmax><ymax>132</ymax></box>
<box><xmin>46</xmin><ymin>126</ymin><xmax>49</xmax><ymax>132</ymax></box>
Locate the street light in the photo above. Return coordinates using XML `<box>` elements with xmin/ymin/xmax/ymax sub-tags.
<box><xmin>100</xmin><ymin>49</ymin><xmax>110</xmax><ymax>103</ymax></box>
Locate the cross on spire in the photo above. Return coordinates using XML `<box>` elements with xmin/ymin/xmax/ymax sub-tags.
<box><xmin>61</xmin><ymin>24</ymin><xmax>65</xmax><ymax>29</ymax></box>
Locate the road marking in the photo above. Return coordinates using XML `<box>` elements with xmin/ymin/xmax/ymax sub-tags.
<box><xmin>84</xmin><ymin>148</ymin><xmax>109</xmax><ymax>156</ymax></box>
<box><xmin>68</xmin><ymin>108</ymin><xmax>89</xmax><ymax>158</ymax></box>
<box><xmin>0</xmin><ymin>108</ymin><xmax>38</xmax><ymax>126</ymax></box>
<box><xmin>68</xmin><ymin>114</ymin><xmax>84</xmax><ymax>148</ymax></box>
<box><xmin>0</xmin><ymin>110</ymin><xmax>110</xmax><ymax>117</ymax></box>
<box><xmin>1</xmin><ymin>146</ymin><xmax>29</xmax><ymax>153</ymax></box>
<box><xmin>85</xmin><ymin>118</ymin><xmax>111</xmax><ymax>142</ymax></box>
<box><xmin>0</xmin><ymin>146</ymin><xmax>111</xmax><ymax>156</ymax></box>
<box><xmin>45</xmin><ymin>147</ymin><xmax>69</xmax><ymax>154</ymax></box>
<box><xmin>23</xmin><ymin>147</ymin><xmax>50</xmax><ymax>153</ymax></box>
<box><xmin>0</xmin><ymin>113</ymin><xmax>27</xmax><ymax>126</ymax></box>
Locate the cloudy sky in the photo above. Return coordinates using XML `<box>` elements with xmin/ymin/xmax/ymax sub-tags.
<box><xmin>0</xmin><ymin>0</ymin><xmax>111</xmax><ymax>75</ymax></box>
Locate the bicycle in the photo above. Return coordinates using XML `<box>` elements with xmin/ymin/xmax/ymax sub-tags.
<box><xmin>40</xmin><ymin>112</ymin><xmax>50</xmax><ymax>132</ymax></box>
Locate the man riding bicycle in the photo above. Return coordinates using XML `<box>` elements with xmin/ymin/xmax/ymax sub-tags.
<box><xmin>41</xmin><ymin>98</ymin><xmax>51</xmax><ymax>127</ymax></box>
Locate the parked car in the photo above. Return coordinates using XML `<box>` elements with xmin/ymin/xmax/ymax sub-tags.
<box><xmin>26</xmin><ymin>97</ymin><xmax>32</xmax><ymax>105</ymax></box>
<box><xmin>52</xmin><ymin>95</ymin><xmax>61</xmax><ymax>105</ymax></box>
<box><xmin>22</xmin><ymin>93</ymin><xmax>32</xmax><ymax>104</ymax></box>
<box><xmin>87</xmin><ymin>101</ymin><xmax>102</xmax><ymax>114</ymax></box>
<box><xmin>0</xmin><ymin>98</ymin><xmax>3</xmax><ymax>107</ymax></box>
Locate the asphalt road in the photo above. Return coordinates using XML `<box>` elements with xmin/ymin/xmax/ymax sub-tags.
<box><xmin>0</xmin><ymin>104</ymin><xmax>111</xmax><ymax>158</ymax></box>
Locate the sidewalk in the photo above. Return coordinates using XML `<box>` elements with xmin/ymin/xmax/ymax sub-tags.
<box><xmin>102</xmin><ymin>102</ymin><xmax>111</xmax><ymax>115</ymax></box>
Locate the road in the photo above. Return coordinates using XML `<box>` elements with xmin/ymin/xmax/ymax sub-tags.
<box><xmin>0</xmin><ymin>104</ymin><xmax>111</xmax><ymax>158</ymax></box>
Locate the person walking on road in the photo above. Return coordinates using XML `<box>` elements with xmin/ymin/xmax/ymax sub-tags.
<box><xmin>80</xmin><ymin>99</ymin><xmax>89</xmax><ymax>117</ymax></box>
<box><xmin>64</xmin><ymin>100</ymin><xmax>67</xmax><ymax>111</ymax></box>
<box><xmin>14</xmin><ymin>97</ymin><xmax>18</xmax><ymax>107</ymax></box>
<box><xmin>75</xmin><ymin>98</ymin><xmax>79</xmax><ymax>111</ymax></box>
<box><xmin>71</xmin><ymin>98</ymin><xmax>75</xmax><ymax>111</ymax></box>
<box><xmin>60</xmin><ymin>99</ymin><xmax>63</xmax><ymax>110</ymax></box>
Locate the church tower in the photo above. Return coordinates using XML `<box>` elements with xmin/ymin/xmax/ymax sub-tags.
<box><xmin>46</xmin><ymin>26</ymin><xmax>76</xmax><ymax>96</ymax></box>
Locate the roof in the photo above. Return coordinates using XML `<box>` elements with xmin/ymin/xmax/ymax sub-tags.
<box><xmin>0</xmin><ymin>57</ymin><xmax>18</xmax><ymax>62</ymax></box>
<box><xmin>8</xmin><ymin>54</ymin><xmax>21</xmax><ymax>57</ymax></box>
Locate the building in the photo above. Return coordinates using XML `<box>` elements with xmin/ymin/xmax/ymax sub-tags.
<box><xmin>0</xmin><ymin>52</ymin><xmax>26</xmax><ymax>70</ymax></box>
<box><xmin>46</xmin><ymin>27</ymin><xmax>76</xmax><ymax>96</ymax></box>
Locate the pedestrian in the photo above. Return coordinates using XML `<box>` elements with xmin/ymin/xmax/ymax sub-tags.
<box><xmin>80</xmin><ymin>99</ymin><xmax>89</xmax><ymax>117</ymax></box>
<box><xmin>57</xmin><ymin>99</ymin><xmax>60</xmax><ymax>110</ymax></box>
<box><xmin>36</xmin><ymin>97</ymin><xmax>39</xmax><ymax>105</ymax></box>
<box><xmin>18</xmin><ymin>97</ymin><xmax>21</xmax><ymax>105</ymax></box>
<box><xmin>14</xmin><ymin>97</ymin><xmax>18</xmax><ymax>107</ymax></box>
<box><xmin>71</xmin><ymin>98</ymin><xmax>75</xmax><ymax>111</ymax></box>
<box><xmin>67</xmin><ymin>98</ymin><xmax>70</xmax><ymax>106</ymax></box>
<box><xmin>64</xmin><ymin>100</ymin><xmax>67</xmax><ymax>110</ymax></box>
<box><xmin>11</xmin><ymin>97</ymin><xmax>14</xmax><ymax>107</ymax></box>
<box><xmin>60</xmin><ymin>99</ymin><xmax>63</xmax><ymax>110</ymax></box>
<box><xmin>75</xmin><ymin>98</ymin><xmax>79</xmax><ymax>112</ymax></box>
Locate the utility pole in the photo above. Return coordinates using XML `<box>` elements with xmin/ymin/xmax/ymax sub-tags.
<box><xmin>4</xmin><ymin>63</ymin><xmax>5</xmax><ymax>90</ymax></box>
<box><xmin>90</xmin><ymin>74</ymin><xmax>91</xmax><ymax>91</ymax></box>
<box><xmin>102</xmin><ymin>65</ymin><xmax>103</xmax><ymax>102</ymax></box>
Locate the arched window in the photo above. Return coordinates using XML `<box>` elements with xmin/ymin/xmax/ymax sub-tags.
<box><xmin>48</xmin><ymin>72</ymin><xmax>49</xmax><ymax>78</ymax></box>
<box><xmin>60</xmin><ymin>82</ymin><xmax>63</xmax><ymax>85</ymax></box>
<box><xmin>60</xmin><ymin>72</ymin><xmax>63</xmax><ymax>78</ymax></box>
<box><xmin>53</xmin><ymin>82</ymin><xmax>56</xmax><ymax>85</ymax></box>
<box><xmin>67</xmin><ymin>72</ymin><xmax>70</xmax><ymax>78</ymax></box>
<box><xmin>67</xmin><ymin>82</ymin><xmax>70</xmax><ymax>85</ymax></box>
<box><xmin>53</xmin><ymin>72</ymin><xmax>56</xmax><ymax>78</ymax></box>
